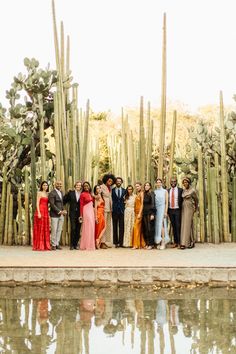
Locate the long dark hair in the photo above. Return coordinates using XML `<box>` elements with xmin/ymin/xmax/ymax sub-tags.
<box><xmin>144</xmin><ymin>181</ymin><xmax>152</xmax><ymax>194</ymax></box>
<box><xmin>40</xmin><ymin>181</ymin><xmax>49</xmax><ymax>192</ymax></box>
<box><xmin>93</xmin><ymin>185</ymin><xmax>104</xmax><ymax>200</ymax></box>
<box><xmin>124</xmin><ymin>185</ymin><xmax>134</xmax><ymax>200</ymax></box>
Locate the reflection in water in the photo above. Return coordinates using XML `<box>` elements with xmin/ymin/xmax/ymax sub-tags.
<box><xmin>0</xmin><ymin>291</ymin><xmax>236</xmax><ymax>353</ymax></box>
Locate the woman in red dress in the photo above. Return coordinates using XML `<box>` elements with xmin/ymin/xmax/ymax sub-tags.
<box><xmin>94</xmin><ymin>185</ymin><xmax>106</xmax><ymax>249</ymax></box>
<box><xmin>33</xmin><ymin>181</ymin><xmax>51</xmax><ymax>251</ymax></box>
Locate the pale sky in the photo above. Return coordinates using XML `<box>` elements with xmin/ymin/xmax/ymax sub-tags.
<box><xmin>1</xmin><ymin>0</ymin><xmax>236</xmax><ymax>113</ymax></box>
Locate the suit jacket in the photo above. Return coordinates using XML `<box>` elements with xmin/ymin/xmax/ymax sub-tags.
<box><xmin>167</xmin><ymin>187</ymin><xmax>183</xmax><ymax>210</ymax></box>
<box><xmin>112</xmin><ymin>187</ymin><xmax>126</xmax><ymax>214</ymax></box>
<box><xmin>63</xmin><ymin>190</ymin><xmax>80</xmax><ymax>218</ymax></box>
<box><xmin>49</xmin><ymin>189</ymin><xmax>64</xmax><ymax>218</ymax></box>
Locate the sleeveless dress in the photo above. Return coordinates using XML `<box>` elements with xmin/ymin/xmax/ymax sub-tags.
<box><xmin>154</xmin><ymin>188</ymin><xmax>170</xmax><ymax>244</ymax></box>
<box><xmin>123</xmin><ymin>195</ymin><xmax>135</xmax><ymax>247</ymax></box>
<box><xmin>33</xmin><ymin>197</ymin><xmax>51</xmax><ymax>250</ymax></box>
<box><xmin>80</xmin><ymin>192</ymin><xmax>95</xmax><ymax>250</ymax></box>
<box><xmin>132</xmin><ymin>193</ymin><xmax>146</xmax><ymax>248</ymax></box>
<box><xmin>95</xmin><ymin>200</ymin><xmax>105</xmax><ymax>240</ymax></box>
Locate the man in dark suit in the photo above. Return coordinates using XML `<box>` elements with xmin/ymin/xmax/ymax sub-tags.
<box><xmin>112</xmin><ymin>177</ymin><xmax>126</xmax><ymax>248</ymax></box>
<box><xmin>63</xmin><ymin>181</ymin><xmax>82</xmax><ymax>250</ymax></box>
<box><xmin>48</xmin><ymin>180</ymin><xmax>67</xmax><ymax>250</ymax></box>
<box><xmin>168</xmin><ymin>177</ymin><xmax>183</xmax><ymax>248</ymax></box>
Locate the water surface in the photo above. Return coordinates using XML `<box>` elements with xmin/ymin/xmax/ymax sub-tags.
<box><xmin>0</xmin><ymin>286</ymin><xmax>235</xmax><ymax>353</ymax></box>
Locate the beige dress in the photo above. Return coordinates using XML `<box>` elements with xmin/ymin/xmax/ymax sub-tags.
<box><xmin>123</xmin><ymin>195</ymin><xmax>135</xmax><ymax>247</ymax></box>
<box><xmin>180</xmin><ymin>188</ymin><xmax>198</xmax><ymax>247</ymax></box>
<box><xmin>100</xmin><ymin>183</ymin><xmax>113</xmax><ymax>245</ymax></box>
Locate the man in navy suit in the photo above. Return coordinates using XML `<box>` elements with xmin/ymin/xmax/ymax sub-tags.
<box><xmin>168</xmin><ymin>177</ymin><xmax>183</xmax><ymax>248</ymax></box>
<box><xmin>112</xmin><ymin>177</ymin><xmax>126</xmax><ymax>247</ymax></box>
<box><xmin>63</xmin><ymin>181</ymin><xmax>82</xmax><ymax>250</ymax></box>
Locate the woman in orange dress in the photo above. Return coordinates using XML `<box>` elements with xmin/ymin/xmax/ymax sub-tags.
<box><xmin>132</xmin><ymin>182</ymin><xmax>146</xmax><ymax>249</ymax></box>
<box><xmin>33</xmin><ymin>181</ymin><xmax>51</xmax><ymax>251</ymax></box>
<box><xmin>94</xmin><ymin>185</ymin><xmax>106</xmax><ymax>249</ymax></box>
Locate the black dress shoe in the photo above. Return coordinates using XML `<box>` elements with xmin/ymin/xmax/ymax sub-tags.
<box><xmin>56</xmin><ymin>246</ymin><xmax>63</xmax><ymax>250</ymax></box>
<box><xmin>115</xmin><ymin>244</ymin><xmax>120</xmax><ymax>248</ymax></box>
<box><xmin>70</xmin><ymin>246</ymin><xmax>74</xmax><ymax>250</ymax></box>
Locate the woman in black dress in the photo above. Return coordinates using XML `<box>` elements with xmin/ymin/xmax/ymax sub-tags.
<box><xmin>142</xmin><ymin>182</ymin><xmax>156</xmax><ymax>250</ymax></box>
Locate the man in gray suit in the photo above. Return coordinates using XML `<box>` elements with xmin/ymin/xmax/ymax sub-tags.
<box><xmin>49</xmin><ymin>180</ymin><xmax>67</xmax><ymax>250</ymax></box>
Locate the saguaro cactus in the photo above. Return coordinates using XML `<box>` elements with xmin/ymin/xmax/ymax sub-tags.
<box><xmin>168</xmin><ymin>110</ymin><xmax>177</xmax><ymax>186</ymax></box>
<box><xmin>158</xmin><ymin>13</ymin><xmax>167</xmax><ymax>179</ymax></box>
<box><xmin>219</xmin><ymin>91</ymin><xmax>230</xmax><ymax>241</ymax></box>
<box><xmin>198</xmin><ymin>147</ymin><xmax>206</xmax><ymax>242</ymax></box>
<box><xmin>0</xmin><ymin>166</ymin><xmax>7</xmax><ymax>244</ymax></box>
<box><xmin>232</xmin><ymin>177</ymin><xmax>236</xmax><ymax>242</ymax></box>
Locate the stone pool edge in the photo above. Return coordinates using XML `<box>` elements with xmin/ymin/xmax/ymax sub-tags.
<box><xmin>0</xmin><ymin>267</ymin><xmax>236</xmax><ymax>287</ymax></box>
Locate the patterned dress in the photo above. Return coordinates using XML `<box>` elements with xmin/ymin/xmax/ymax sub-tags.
<box><xmin>123</xmin><ymin>195</ymin><xmax>135</xmax><ymax>247</ymax></box>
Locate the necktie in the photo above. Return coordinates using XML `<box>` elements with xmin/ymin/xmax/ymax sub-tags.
<box><xmin>118</xmin><ymin>189</ymin><xmax>121</xmax><ymax>198</ymax></box>
<box><xmin>171</xmin><ymin>188</ymin><xmax>175</xmax><ymax>208</ymax></box>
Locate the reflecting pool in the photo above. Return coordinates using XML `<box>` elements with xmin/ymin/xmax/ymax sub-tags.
<box><xmin>0</xmin><ymin>286</ymin><xmax>236</xmax><ymax>353</ymax></box>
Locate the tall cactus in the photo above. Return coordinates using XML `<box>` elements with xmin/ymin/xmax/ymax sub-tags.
<box><xmin>168</xmin><ymin>110</ymin><xmax>177</xmax><ymax>186</ymax></box>
<box><xmin>198</xmin><ymin>146</ymin><xmax>206</xmax><ymax>242</ymax></box>
<box><xmin>210</xmin><ymin>167</ymin><xmax>220</xmax><ymax>244</ymax></box>
<box><xmin>158</xmin><ymin>13</ymin><xmax>167</xmax><ymax>179</ymax></box>
<box><xmin>232</xmin><ymin>177</ymin><xmax>236</xmax><ymax>242</ymax></box>
<box><xmin>138</xmin><ymin>96</ymin><xmax>145</xmax><ymax>182</ymax></box>
<box><xmin>30</xmin><ymin>136</ymin><xmax>37</xmax><ymax>218</ymax></box>
<box><xmin>24</xmin><ymin>168</ymin><xmax>30</xmax><ymax>245</ymax></box>
<box><xmin>219</xmin><ymin>91</ymin><xmax>230</xmax><ymax>241</ymax></box>
<box><xmin>3</xmin><ymin>183</ymin><xmax>11</xmax><ymax>245</ymax></box>
<box><xmin>38</xmin><ymin>93</ymin><xmax>46</xmax><ymax>180</ymax></box>
<box><xmin>206</xmin><ymin>157</ymin><xmax>212</xmax><ymax>242</ymax></box>
<box><xmin>0</xmin><ymin>166</ymin><xmax>7</xmax><ymax>244</ymax></box>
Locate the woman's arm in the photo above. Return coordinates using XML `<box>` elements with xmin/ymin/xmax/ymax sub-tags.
<box><xmin>138</xmin><ymin>192</ymin><xmax>144</xmax><ymax>218</ymax></box>
<box><xmin>164</xmin><ymin>190</ymin><xmax>168</xmax><ymax>216</ymax></box>
<box><xmin>36</xmin><ymin>192</ymin><xmax>41</xmax><ymax>218</ymax></box>
<box><xmin>94</xmin><ymin>199</ymin><xmax>98</xmax><ymax>223</ymax></box>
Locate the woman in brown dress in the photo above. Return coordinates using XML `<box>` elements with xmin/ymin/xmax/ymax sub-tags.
<box><xmin>180</xmin><ymin>177</ymin><xmax>198</xmax><ymax>249</ymax></box>
<box><xmin>132</xmin><ymin>182</ymin><xmax>146</xmax><ymax>249</ymax></box>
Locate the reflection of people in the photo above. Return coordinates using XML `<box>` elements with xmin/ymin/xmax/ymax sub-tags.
<box><xmin>142</xmin><ymin>182</ymin><xmax>156</xmax><ymax>249</ymax></box>
<box><xmin>180</xmin><ymin>177</ymin><xmax>198</xmax><ymax>249</ymax></box>
<box><xmin>94</xmin><ymin>185</ymin><xmax>106</xmax><ymax>249</ymax></box>
<box><xmin>132</xmin><ymin>182</ymin><xmax>146</xmax><ymax>249</ymax></box>
<box><xmin>123</xmin><ymin>185</ymin><xmax>135</xmax><ymax>247</ymax></box>
<box><xmin>33</xmin><ymin>181</ymin><xmax>51</xmax><ymax>251</ymax></box>
<box><xmin>112</xmin><ymin>177</ymin><xmax>126</xmax><ymax>248</ymax></box>
<box><xmin>79</xmin><ymin>182</ymin><xmax>95</xmax><ymax>251</ymax></box>
<box><xmin>63</xmin><ymin>181</ymin><xmax>82</xmax><ymax>250</ymax></box>
<box><xmin>154</xmin><ymin>178</ymin><xmax>170</xmax><ymax>249</ymax></box>
<box><xmin>49</xmin><ymin>180</ymin><xmax>67</xmax><ymax>250</ymax></box>
<box><xmin>168</xmin><ymin>177</ymin><xmax>183</xmax><ymax>248</ymax></box>
<box><xmin>100</xmin><ymin>174</ymin><xmax>116</xmax><ymax>248</ymax></box>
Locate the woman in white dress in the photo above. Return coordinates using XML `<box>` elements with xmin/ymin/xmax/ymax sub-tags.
<box><xmin>123</xmin><ymin>185</ymin><xmax>136</xmax><ymax>247</ymax></box>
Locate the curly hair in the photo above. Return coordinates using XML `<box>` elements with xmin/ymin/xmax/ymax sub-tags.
<box><xmin>102</xmin><ymin>174</ymin><xmax>116</xmax><ymax>185</ymax></box>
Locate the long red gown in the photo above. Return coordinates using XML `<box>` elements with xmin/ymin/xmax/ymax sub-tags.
<box><xmin>33</xmin><ymin>197</ymin><xmax>51</xmax><ymax>250</ymax></box>
<box><xmin>95</xmin><ymin>200</ymin><xmax>105</xmax><ymax>240</ymax></box>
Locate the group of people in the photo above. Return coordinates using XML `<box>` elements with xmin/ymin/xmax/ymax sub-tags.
<box><xmin>32</xmin><ymin>173</ymin><xmax>198</xmax><ymax>251</ymax></box>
